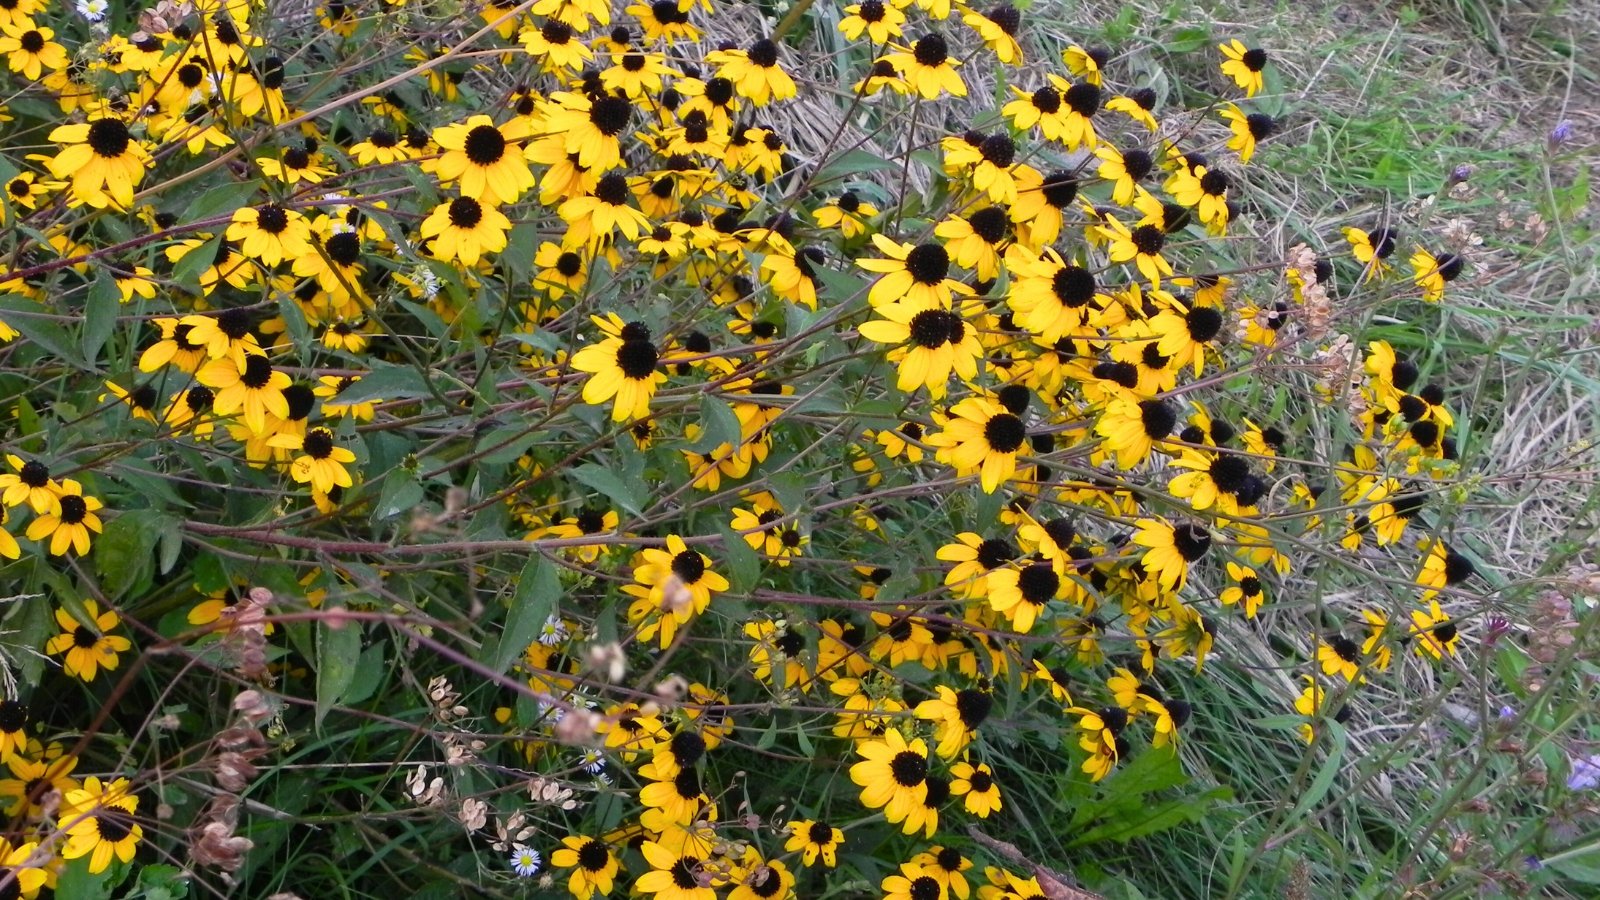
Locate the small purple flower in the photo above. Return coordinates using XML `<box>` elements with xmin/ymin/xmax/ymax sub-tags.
<box><xmin>1498</xmin><ymin>705</ymin><xmax>1517</xmax><ymax>721</ymax></box>
<box><xmin>1484</xmin><ymin>614</ymin><xmax>1512</xmax><ymax>647</ymax></box>
<box><xmin>1566</xmin><ymin>752</ymin><xmax>1600</xmax><ymax>790</ymax></box>
<box><xmin>1526</xmin><ymin>855</ymin><xmax>1543</xmax><ymax>871</ymax></box>
<box><xmin>1447</xmin><ymin>164</ymin><xmax>1474</xmax><ymax>186</ymax></box>
<box><xmin>1548</xmin><ymin>120</ymin><xmax>1575</xmax><ymax>151</ymax></box>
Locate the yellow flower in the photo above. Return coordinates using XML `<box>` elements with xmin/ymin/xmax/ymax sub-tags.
<box><xmin>857</xmin><ymin>234</ymin><xmax>975</xmax><ymax>311</ymax></box>
<box><xmin>197</xmin><ymin>354</ymin><xmax>292</xmax><ymax>435</ymax></box>
<box><xmin>913</xmin><ymin>684</ymin><xmax>991</xmax><ymax>758</ymax></box>
<box><xmin>950</xmin><ymin>760</ymin><xmax>1002</xmax><ymax>816</ymax></box>
<box><xmin>570</xmin><ymin>314</ymin><xmax>667</xmax><ymax>422</ymax></box>
<box><xmin>858</xmin><ymin>301</ymin><xmax>984</xmax><ymax>398</ymax></box>
<box><xmin>783</xmin><ymin>819</ymin><xmax>842</xmax><ymax>867</ymax></box>
<box><xmin>961</xmin><ymin>4</ymin><xmax>1022</xmax><ymax>64</ymax></box>
<box><xmin>46</xmin><ymin>601</ymin><xmax>131</xmax><ymax>681</ymax></box>
<box><xmin>1166</xmin><ymin>164</ymin><xmax>1230</xmax><ymax>229</ymax></box>
<box><xmin>1219</xmin><ymin>562</ymin><xmax>1265</xmax><ymax>617</ymax></box>
<box><xmin>1131</xmin><ymin>518</ymin><xmax>1210</xmax><ymax>591</ymax></box>
<box><xmin>62</xmin><ymin>777</ymin><xmax>143</xmax><ymax>874</ymax></box>
<box><xmin>881</xmin><ymin>863</ymin><xmax>945</xmax><ymax>900</ymax></box>
<box><xmin>0</xmin><ymin>21</ymin><xmax>68</xmax><ymax>80</ymax></box>
<box><xmin>1409</xmin><ymin>599</ymin><xmax>1460</xmax><ymax>659</ymax></box>
<box><xmin>419</xmin><ymin>196</ymin><xmax>511</xmax><ymax>265</ymax></box>
<box><xmin>24</xmin><ymin>478</ymin><xmax>104</xmax><ymax>556</ymax></box>
<box><xmin>257</xmin><ymin>144</ymin><xmax>334</xmax><ymax>184</ymax></box>
<box><xmin>1343</xmin><ymin>225</ymin><xmax>1398</xmax><ymax>280</ymax></box>
<box><xmin>0</xmin><ymin>454</ymin><xmax>59</xmax><ymax>513</ymax></box>
<box><xmin>1220</xmin><ymin>103</ymin><xmax>1275</xmax><ymax>163</ymax></box>
<box><xmin>521</xmin><ymin>19</ymin><xmax>595</xmax><ymax>73</ymax></box>
<box><xmin>635</xmin><ymin>840</ymin><xmax>716</xmax><ymax>900</ymax></box>
<box><xmin>706</xmin><ymin>39</ymin><xmax>797</xmax><ymax>106</ymax></box>
<box><xmin>425</xmin><ymin>114</ymin><xmax>535</xmax><ymax>204</ymax></box>
<box><xmin>882</xmin><ymin>32</ymin><xmax>966</xmax><ymax>99</ymax></box>
<box><xmin>621</xmin><ymin>535</ymin><xmax>729</xmax><ymax>648</ymax></box>
<box><xmin>227</xmin><ymin>203</ymin><xmax>313</xmax><ymax>266</ymax></box>
<box><xmin>849</xmin><ymin>729</ymin><xmax>931</xmax><ymax>834</ymax></box>
<box><xmin>1219</xmin><ymin>39</ymin><xmax>1267</xmax><ymax>96</ymax></box>
<box><xmin>925</xmin><ymin>396</ymin><xmax>1029</xmax><ymax>493</ymax></box>
<box><xmin>840</xmin><ymin>0</ymin><xmax>906</xmax><ymax>43</ymax></box>
<box><xmin>985</xmin><ymin>560</ymin><xmax>1061</xmax><ymax>633</ymax></box>
<box><xmin>45</xmin><ymin>115</ymin><xmax>151</xmax><ymax>210</ymax></box>
<box><xmin>1409</xmin><ymin>247</ymin><xmax>1465</xmax><ymax>303</ymax></box>
<box><xmin>0</xmin><ymin>839</ymin><xmax>47</xmax><ymax>896</ymax></box>
<box><xmin>550</xmin><ymin>835</ymin><xmax>618</xmax><ymax>899</ymax></box>
<box><xmin>268</xmin><ymin>427</ymin><xmax>358</xmax><ymax>493</ymax></box>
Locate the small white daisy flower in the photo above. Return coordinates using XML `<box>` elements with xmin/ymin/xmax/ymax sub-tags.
<box><xmin>538</xmin><ymin>614</ymin><xmax>569</xmax><ymax>646</ymax></box>
<box><xmin>510</xmin><ymin>845</ymin><xmax>542</xmax><ymax>877</ymax></box>
<box><xmin>577</xmin><ymin>748</ymin><xmax>606</xmax><ymax>774</ymax></box>
<box><xmin>77</xmin><ymin>0</ymin><xmax>109</xmax><ymax>21</ymax></box>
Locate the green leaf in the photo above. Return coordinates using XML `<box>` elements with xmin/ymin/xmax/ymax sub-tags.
<box><xmin>157</xmin><ymin>514</ymin><xmax>184</xmax><ymax>574</ymax></box>
<box><xmin>502</xmin><ymin>223</ymin><xmax>540</xmax><ymax>282</ymax></box>
<box><xmin>11</xmin><ymin>592</ymin><xmax>52</xmax><ymax>686</ymax></box>
<box><xmin>1165</xmin><ymin>25</ymin><xmax>1212</xmax><ymax>53</ymax></box>
<box><xmin>477</xmin><ymin>421</ymin><xmax>543</xmax><ymax>466</ymax></box>
<box><xmin>719</xmin><ymin>524</ymin><xmax>760</xmax><ymax>593</ymax></box>
<box><xmin>373</xmin><ymin>468</ymin><xmax>424</xmax><ymax>521</ymax></box>
<box><xmin>95</xmin><ymin>509</ymin><xmax>161</xmax><ymax>596</ymax></box>
<box><xmin>488</xmin><ymin>555</ymin><xmax>559</xmax><ymax>673</ymax></box>
<box><xmin>276</xmin><ymin>289</ymin><xmax>313</xmax><ymax>356</ymax></box>
<box><xmin>186</xmin><ymin>180</ymin><xmax>257</xmax><ymax>222</ymax></box>
<box><xmin>1286</xmin><ymin>720</ymin><xmax>1347</xmax><ymax>823</ymax></box>
<box><xmin>691</xmin><ymin>394</ymin><xmax>743</xmax><ymax>452</ymax></box>
<box><xmin>82</xmin><ymin>274</ymin><xmax>121</xmax><ymax>364</ymax></box>
<box><xmin>1546</xmin><ymin>845</ymin><xmax>1600</xmax><ymax>884</ymax></box>
<box><xmin>343</xmin><ymin>642</ymin><xmax>388</xmax><ymax>707</ymax></box>
<box><xmin>56</xmin><ymin>854</ymin><xmax>124</xmax><ymax>899</ymax></box>
<box><xmin>568</xmin><ymin>463</ymin><xmax>645</xmax><ymax>517</ymax></box>
<box><xmin>1071</xmin><ymin>786</ymin><xmax>1232</xmax><ymax>846</ymax></box>
<box><xmin>315</xmin><ymin>616</ymin><xmax>363</xmax><ymax>729</ymax></box>
<box><xmin>336</xmin><ymin>362</ymin><xmax>434</xmax><ymax>402</ymax></box>
<box><xmin>12</xmin><ymin>395</ymin><xmax>42</xmax><ymax>452</ymax></box>
<box><xmin>0</xmin><ymin>295</ymin><xmax>87</xmax><ymax>368</ymax></box>
<box><xmin>170</xmin><ymin>235</ymin><xmax>221</xmax><ymax>291</ymax></box>
<box><xmin>134</xmin><ymin>863</ymin><xmax>190</xmax><ymax>899</ymax></box>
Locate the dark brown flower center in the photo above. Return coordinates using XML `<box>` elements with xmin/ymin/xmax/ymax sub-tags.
<box><xmin>983</xmin><ymin>412</ymin><xmax>1026</xmax><ymax>453</ymax></box>
<box><xmin>59</xmin><ymin>495</ymin><xmax>88</xmax><ymax>524</ymax></box>
<box><xmin>670</xmin><ymin>549</ymin><xmax>706</xmax><ymax>584</ymax></box>
<box><xmin>889</xmin><ymin>749</ymin><xmax>927</xmax><ymax>787</ymax></box>
<box><xmin>462</xmin><ymin>124</ymin><xmax>507</xmax><ymax>165</ymax></box>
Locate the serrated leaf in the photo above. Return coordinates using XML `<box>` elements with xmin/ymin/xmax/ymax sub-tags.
<box><xmin>335</xmin><ymin>363</ymin><xmax>434</xmax><ymax>402</ymax></box>
<box><xmin>186</xmin><ymin>181</ymin><xmax>257</xmax><ymax>223</ymax></box>
<box><xmin>276</xmin><ymin>290</ymin><xmax>313</xmax><ymax>354</ymax></box>
<box><xmin>56</xmin><ymin>855</ymin><xmax>120</xmax><ymax>900</ymax></box>
<box><xmin>569</xmin><ymin>463</ymin><xmax>645</xmax><ymax>517</ymax></box>
<box><xmin>373</xmin><ymin>468</ymin><xmax>424</xmax><ymax>521</ymax></box>
<box><xmin>477</xmin><ymin>422</ymin><xmax>543</xmax><ymax>466</ymax></box>
<box><xmin>135</xmin><ymin>863</ymin><xmax>190</xmax><ymax>900</ymax></box>
<box><xmin>157</xmin><ymin>514</ymin><xmax>184</xmax><ymax>574</ymax></box>
<box><xmin>95</xmin><ymin>509</ymin><xmax>160</xmax><ymax>596</ymax></box>
<box><xmin>691</xmin><ymin>394</ymin><xmax>743</xmax><ymax>452</ymax></box>
<box><xmin>488</xmin><ymin>555</ymin><xmax>559</xmax><ymax>673</ymax></box>
<box><xmin>315</xmin><ymin>616</ymin><xmax>363</xmax><ymax>729</ymax></box>
<box><xmin>719</xmin><ymin>524</ymin><xmax>760</xmax><ymax>593</ymax></box>
<box><xmin>503</xmin><ymin>222</ymin><xmax>539</xmax><ymax>282</ymax></box>
<box><xmin>171</xmin><ymin>235</ymin><xmax>221</xmax><ymax>290</ymax></box>
<box><xmin>12</xmin><ymin>593</ymin><xmax>52</xmax><ymax>686</ymax></box>
<box><xmin>82</xmin><ymin>274</ymin><xmax>120</xmax><ymax>363</ymax></box>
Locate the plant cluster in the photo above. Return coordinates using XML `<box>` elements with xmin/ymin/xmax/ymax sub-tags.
<box><xmin>0</xmin><ymin>0</ymin><xmax>1571</xmax><ymax>897</ymax></box>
